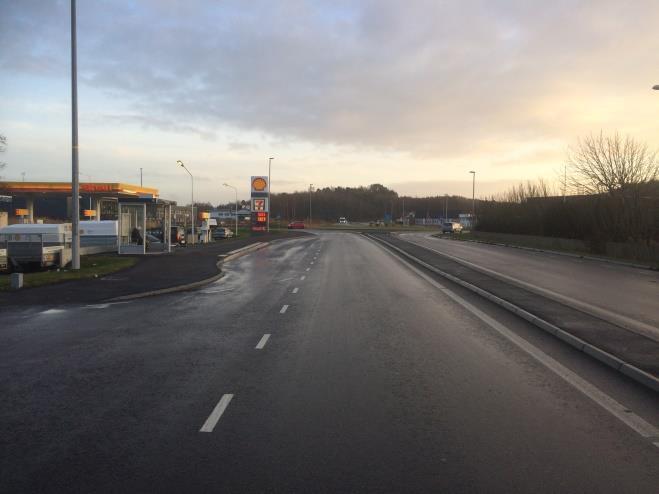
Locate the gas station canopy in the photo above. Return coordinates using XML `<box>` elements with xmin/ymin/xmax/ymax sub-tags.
<box><xmin>0</xmin><ymin>182</ymin><xmax>159</xmax><ymax>199</ymax></box>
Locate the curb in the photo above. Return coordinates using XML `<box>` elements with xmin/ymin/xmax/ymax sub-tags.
<box><xmin>429</xmin><ymin>233</ymin><xmax>656</xmax><ymax>271</ymax></box>
<box><xmin>106</xmin><ymin>241</ymin><xmax>269</xmax><ymax>302</ymax></box>
<box><xmin>367</xmin><ymin>233</ymin><xmax>659</xmax><ymax>393</ymax></box>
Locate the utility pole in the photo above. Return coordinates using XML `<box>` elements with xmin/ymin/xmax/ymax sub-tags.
<box><xmin>309</xmin><ymin>184</ymin><xmax>313</xmax><ymax>226</ymax></box>
<box><xmin>140</xmin><ymin>167</ymin><xmax>143</xmax><ymax>187</ymax></box>
<box><xmin>445</xmin><ymin>194</ymin><xmax>448</xmax><ymax>221</ymax></box>
<box><xmin>469</xmin><ymin>171</ymin><xmax>476</xmax><ymax>227</ymax></box>
<box><xmin>268</xmin><ymin>157</ymin><xmax>274</xmax><ymax>232</ymax></box>
<box><xmin>71</xmin><ymin>0</ymin><xmax>80</xmax><ymax>269</ymax></box>
<box><xmin>177</xmin><ymin>160</ymin><xmax>194</xmax><ymax>245</ymax></box>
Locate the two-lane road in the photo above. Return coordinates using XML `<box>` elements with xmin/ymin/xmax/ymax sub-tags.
<box><xmin>1</xmin><ymin>232</ymin><xmax>658</xmax><ymax>492</ymax></box>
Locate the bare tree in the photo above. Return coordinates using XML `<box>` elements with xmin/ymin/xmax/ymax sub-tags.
<box><xmin>0</xmin><ymin>134</ymin><xmax>7</xmax><ymax>178</ymax></box>
<box><xmin>566</xmin><ymin>132</ymin><xmax>658</xmax><ymax>195</ymax></box>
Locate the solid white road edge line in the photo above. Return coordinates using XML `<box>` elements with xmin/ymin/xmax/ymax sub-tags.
<box><xmin>199</xmin><ymin>394</ymin><xmax>234</xmax><ymax>432</ymax></box>
<box><xmin>280</xmin><ymin>304</ymin><xmax>289</xmax><ymax>314</ymax></box>
<box><xmin>292</xmin><ymin>287</ymin><xmax>299</xmax><ymax>294</ymax></box>
<box><xmin>372</xmin><ymin>237</ymin><xmax>659</xmax><ymax>446</ymax></box>
<box><xmin>255</xmin><ymin>334</ymin><xmax>271</xmax><ymax>350</ymax></box>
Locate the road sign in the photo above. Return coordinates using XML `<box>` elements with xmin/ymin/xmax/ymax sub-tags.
<box><xmin>251</xmin><ymin>176</ymin><xmax>270</xmax><ymax>232</ymax></box>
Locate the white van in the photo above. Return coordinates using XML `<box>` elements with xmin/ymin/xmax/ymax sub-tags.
<box><xmin>339</xmin><ymin>217</ymin><xmax>348</xmax><ymax>224</ymax></box>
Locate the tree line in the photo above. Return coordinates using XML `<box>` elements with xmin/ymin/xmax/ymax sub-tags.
<box><xmin>476</xmin><ymin>132</ymin><xmax>659</xmax><ymax>248</ymax></box>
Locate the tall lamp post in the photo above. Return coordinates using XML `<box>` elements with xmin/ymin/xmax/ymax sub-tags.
<box><xmin>268</xmin><ymin>157</ymin><xmax>274</xmax><ymax>232</ymax></box>
<box><xmin>469</xmin><ymin>170</ymin><xmax>476</xmax><ymax>228</ymax></box>
<box><xmin>70</xmin><ymin>0</ymin><xmax>80</xmax><ymax>269</ymax></box>
<box><xmin>309</xmin><ymin>184</ymin><xmax>313</xmax><ymax>226</ymax></box>
<box><xmin>444</xmin><ymin>194</ymin><xmax>448</xmax><ymax>222</ymax></box>
<box><xmin>177</xmin><ymin>160</ymin><xmax>195</xmax><ymax>245</ymax></box>
<box><xmin>223</xmin><ymin>183</ymin><xmax>239</xmax><ymax>237</ymax></box>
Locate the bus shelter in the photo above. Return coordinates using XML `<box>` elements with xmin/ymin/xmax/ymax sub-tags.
<box><xmin>118</xmin><ymin>198</ymin><xmax>175</xmax><ymax>254</ymax></box>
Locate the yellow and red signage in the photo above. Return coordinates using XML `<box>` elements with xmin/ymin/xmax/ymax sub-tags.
<box><xmin>83</xmin><ymin>209</ymin><xmax>96</xmax><ymax>217</ymax></box>
<box><xmin>15</xmin><ymin>208</ymin><xmax>29</xmax><ymax>216</ymax></box>
<box><xmin>250</xmin><ymin>176</ymin><xmax>269</xmax><ymax>232</ymax></box>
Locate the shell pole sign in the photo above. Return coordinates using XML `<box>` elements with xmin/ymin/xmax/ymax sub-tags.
<box><xmin>250</xmin><ymin>176</ymin><xmax>269</xmax><ymax>231</ymax></box>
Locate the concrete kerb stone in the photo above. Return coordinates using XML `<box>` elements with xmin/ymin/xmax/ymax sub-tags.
<box><xmin>107</xmin><ymin>241</ymin><xmax>269</xmax><ymax>303</ymax></box>
<box><xmin>366</xmin><ymin>233</ymin><xmax>659</xmax><ymax>393</ymax></box>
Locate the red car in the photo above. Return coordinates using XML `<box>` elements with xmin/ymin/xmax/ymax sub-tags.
<box><xmin>287</xmin><ymin>221</ymin><xmax>305</xmax><ymax>229</ymax></box>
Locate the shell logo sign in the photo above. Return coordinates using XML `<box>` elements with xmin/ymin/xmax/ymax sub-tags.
<box><xmin>251</xmin><ymin>176</ymin><xmax>268</xmax><ymax>193</ymax></box>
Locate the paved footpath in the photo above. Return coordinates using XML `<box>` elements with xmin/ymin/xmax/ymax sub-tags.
<box><xmin>0</xmin><ymin>231</ymin><xmax>308</xmax><ymax>309</ymax></box>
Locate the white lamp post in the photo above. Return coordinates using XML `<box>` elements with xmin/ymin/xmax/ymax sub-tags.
<box><xmin>177</xmin><ymin>160</ymin><xmax>195</xmax><ymax>245</ymax></box>
<box><xmin>469</xmin><ymin>170</ymin><xmax>476</xmax><ymax>227</ymax></box>
<box><xmin>267</xmin><ymin>157</ymin><xmax>274</xmax><ymax>232</ymax></box>
<box><xmin>223</xmin><ymin>183</ymin><xmax>239</xmax><ymax>237</ymax></box>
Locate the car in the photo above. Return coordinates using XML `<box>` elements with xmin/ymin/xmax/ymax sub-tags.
<box><xmin>288</xmin><ymin>221</ymin><xmax>305</xmax><ymax>229</ymax></box>
<box><xmin>442</xmin><ymin>222</ymin><xmax>463</xmax><ymax>234</ymax></box>
<box><xmin>338</xmin><ymin>217</ymin><xmax>348</xmax><ymax>224</ymax></box>
<box><xmin>212</xmin><ymin>227</ymin><xmax>234</xmax><ymax>239</ymax></box>
<box><xmin>146</xmin><ymin>233</ymin><xmax>165</xmax><ymax>251</ymax></box>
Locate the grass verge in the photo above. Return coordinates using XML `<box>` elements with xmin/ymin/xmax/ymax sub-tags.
<box><xmin>0</xmin><ymin>255</ymin><xmax>139</xmax><ymax>291</ymax></box>
<box><xmin>437</xmin><ymin>231</ymin><xmax>657</xmax><ymax>267</ymax></box>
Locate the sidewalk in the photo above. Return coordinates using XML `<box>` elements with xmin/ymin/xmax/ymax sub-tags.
<box><xmin>0</xmin><ymin>231</ymin><xmax>309</xmax><ymax>308</ymax></box>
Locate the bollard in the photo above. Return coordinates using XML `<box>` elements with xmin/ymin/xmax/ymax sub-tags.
<box><xmin>10</xmin><ymin>272</ymin><xmax>24</xmax><ymax>290</ymax></box>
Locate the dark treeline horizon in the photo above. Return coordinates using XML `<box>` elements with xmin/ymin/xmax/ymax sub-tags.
<box><xmin>214</xmin><ymin>184</ymin><xmax>476</xmax><ymax>222</ymax></box>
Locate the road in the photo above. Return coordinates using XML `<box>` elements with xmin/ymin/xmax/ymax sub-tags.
<box><xmin>1</xmin><ymin>232</ymin><xmax>658</xmax><ymax>492</ymax></box>
<box><xmin>399</xmin><ymin>232</ymin><xmax>659</xmax><ymax>339</ymax></box>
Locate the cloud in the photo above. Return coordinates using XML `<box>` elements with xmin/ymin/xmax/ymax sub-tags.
<box><xmin>2</xmin><ymin>0</ymin><xmax>659</xmax><ymax>199</ymax></box>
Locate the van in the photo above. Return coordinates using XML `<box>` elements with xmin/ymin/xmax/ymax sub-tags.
<box><xmin>442</xmin><ymin>222</ymin><xmax>463</xmax><ymax>234</ymax></box>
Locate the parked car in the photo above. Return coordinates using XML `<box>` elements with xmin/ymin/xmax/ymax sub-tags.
<box><xmin>212</xmin><ymin>227</ymin><xmax>234</xmax><ymax>239</ymax></box>
<box><xmin>146</xmin><ymin>233</ymin><xmax>164</xmax><ymax>251</ymax></box>
<box><xmin>442</xmin><ymin>222</ymin><xmax>463</xmax><ymax>233</ymax></box>
<box><xmin>338</xmin><ymin>217</ymin><xmax>348</xmax><ymax>224</ymax></box>
<box><xmin>288</xmin><ymin>221</ymin><xmax>305</xmax><ymax>229</ymax></box>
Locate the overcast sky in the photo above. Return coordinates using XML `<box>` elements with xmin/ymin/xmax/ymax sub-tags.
<box><xmin>1</xmin><ymin>0</ymin><xmax>658</xmax><ymax>204</ymax></box>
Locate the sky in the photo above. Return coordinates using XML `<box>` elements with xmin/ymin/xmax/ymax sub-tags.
<box><xmin>1</xmin><ymin>0</ymin><xmax>659</xmax><ymax>205</ymax></box>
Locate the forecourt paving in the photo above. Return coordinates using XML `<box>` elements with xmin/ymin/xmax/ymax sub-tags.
<box><xmin>1</xmin><ymin>232</ymin><xmax>658</xmax><ymax>492</ymax></box>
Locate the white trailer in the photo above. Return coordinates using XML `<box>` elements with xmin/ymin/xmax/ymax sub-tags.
<box><xmin>80</xmin><ymin>220</ymin><xmax>118</xmax><ymax>254</ymax></box>
<box><xmin>0</xmin><ymin>223</ymin><xmax>72</xmax><ymax>271</ymax></box>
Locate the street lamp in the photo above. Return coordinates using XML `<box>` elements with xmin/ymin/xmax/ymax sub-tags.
<box><xmin>223</xmin><ymin>183</ymin><xmax>239</xmax><ymax>237</ymax></box>
<box><xmin>71</xmin><ymin>0</ymin><xmax>80</xmax><ymax>269</ymax></box>
<box><xmin>309</xmin><ymin>184</ymin><xmax>313</xmax><ymax>226</ymax></box>
<box><xmin>177</xmin><ymin>160</ymin><xmax>195</xmax><ymax>245</ymax></box>
<box><xmin>268</xmin><ymin>157</ymin><xmax>274</xmax><ymax>232</ymax></box>
<box><xmin>444</xmin><ymin>194</ymin><xmax>448</xmax><ymax>222</ymax></box>
<box><xmin>469</xmin><ymin>171</ymin><xmax>476</xmax><ymax>227</ymax></box>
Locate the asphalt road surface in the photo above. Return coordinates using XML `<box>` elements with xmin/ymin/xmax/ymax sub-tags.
<box><xmin>399</xmin><ymin>232</ymin><xmax>659</xmax><ymax>340</ymax></box>
<box><xmin>1</xmin><ymin>232</ymin><xmax>658</xmax><ymax>493</ymax></box>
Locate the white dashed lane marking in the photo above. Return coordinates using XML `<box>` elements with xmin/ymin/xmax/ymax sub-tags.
<box><xmin>255</xmin><ymin>334</ymin><xmax>271</xmax><ymax>350</ymax></box>
<box><xmin>280</xmin><ymin>305</ymin><xmax>289</xmax><ymax>314</ymax></box>
<box><xmin>292</xmin><ymin>287</ymin><xmax>299</xmax><ymax>294</ymax></box>
<box><xmin>199</xmin><ymin>394</ymin><xmax>234</xmax><ymax>432</ymax></box>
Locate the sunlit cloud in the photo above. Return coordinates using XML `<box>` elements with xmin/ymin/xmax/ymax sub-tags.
<box><xmin>1</xmin><ymin>0</ymin><xmax>658</xmax><ymax>203</ymax></box>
